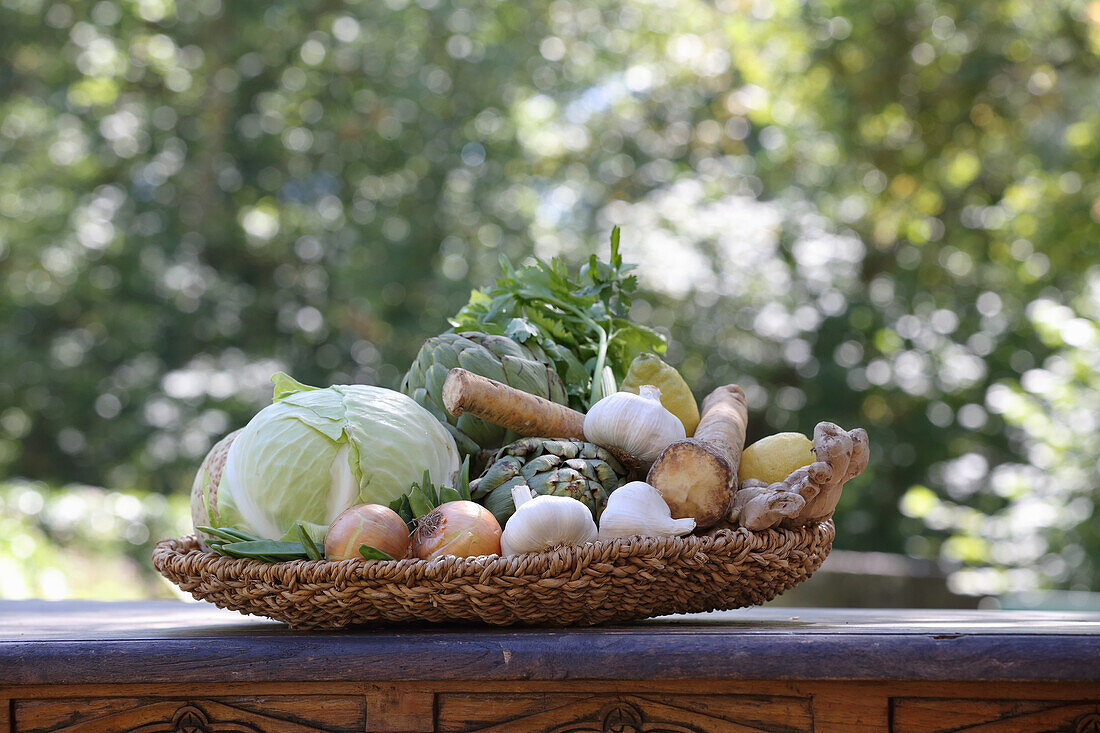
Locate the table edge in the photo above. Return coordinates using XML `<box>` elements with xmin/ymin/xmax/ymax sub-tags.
<box><xmin>2</xmin><ymin>633</ymin><xmax>1098</xmax><ymax>686</ymax></box>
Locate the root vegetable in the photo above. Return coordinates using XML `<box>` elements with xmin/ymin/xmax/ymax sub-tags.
<box><xmin>443</xmin><ymin>367</ymin><xmax>586</xmax><ymax>440</ymax></box>
<box><xmin>441</xmin><ymin>368</ymin><xmax>645</xmax><ymax>476</ymax></box>
<box><xmin>645</xmin><ymin>385</ymin><xmax>749</xmax><ymax>528</ymax></box>
<box><xmin>727</xmin><ymin>479</ymin><xmax>806</xmax><ymax>531</ymax></box>
<box><xmin>726</xmin><ymin>422</ymin><xmax>870</xmax><ymax>530</ymax></box>
<box><xmin>792</xmin><ymin>423</ymin><xmax>869</xmax><ymax>524</ymax></box>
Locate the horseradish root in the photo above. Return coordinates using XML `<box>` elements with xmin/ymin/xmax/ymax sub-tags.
<box><xmin>727</xmin><ymin>422</ymin><xmax>870</xmax><ymax>530</ymax></box>
<box><xmin>443</xmin><ymin>368</ymin><xmax>587</xmax><ymax>440</ymax></box>
<box><xmin>442</xmin><ymin>368</ymin><xmax>644</xmax><ymax>475</ymax></box>
<box><xmin>646</xmin><ymin>384</ymin><xmax>749</xmax><ymax>528</ymax></box>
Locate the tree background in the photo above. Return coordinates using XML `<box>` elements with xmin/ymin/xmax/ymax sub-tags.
<box><xmin>1</xmin><ymin>0</ymin><xmax>1097</xmax><ymax>599</ymax></box>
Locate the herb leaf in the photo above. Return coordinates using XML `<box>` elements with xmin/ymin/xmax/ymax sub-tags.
<box><xmin>449</xmin><ymin>227</ymin><xmax>664</xmax><ymax>409</ymax></box>
<box><xmin>392</xmin><ymin>457</ymin><xmax>474</xmax><ymax>529</ymax></box>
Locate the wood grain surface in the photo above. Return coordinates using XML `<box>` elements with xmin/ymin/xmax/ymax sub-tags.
<box><xmin>1</xmin><ymin>601</ymin><xmax>1098</xmax><ymax>687</ymax></box>
<box><xmin>13</xmin><ymin>696</ymin><xmax>367</xmax><ymax>732</ymax></box>
<box><xmin>435</xmin><ymin>693</ymin><xmax>814</xmax><ymax>732</ymax></box>
<box><xmin>1</xmin><ymin>679</ymin><xmax>1098</xmax><ymax>733</ymax></box>
<box><xmin>0</xmin><ymin>601</ymin><xmax>1098</xmax><ymax>732</ymax></box>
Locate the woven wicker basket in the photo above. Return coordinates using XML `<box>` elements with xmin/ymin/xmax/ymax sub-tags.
<box><xmin>152</xmin><ymin>521</ymin><xmax>833</xmax><ymax>628</ymax></box>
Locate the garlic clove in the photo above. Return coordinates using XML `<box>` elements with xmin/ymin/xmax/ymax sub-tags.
<box><xmin>598</xmin><ymin>481</ymin><xmax>696</xmax><ymax>542</ymax></box>
<box><xmin>583</xmin><ymin>386</ymin><xmax>686</xmax><ymax>465</ymax></box>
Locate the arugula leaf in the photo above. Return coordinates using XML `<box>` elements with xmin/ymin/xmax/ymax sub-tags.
<box><xmin>449</xmin><ymin>227</ymin><xmax>665</xmax><ymax>409</ymax></box>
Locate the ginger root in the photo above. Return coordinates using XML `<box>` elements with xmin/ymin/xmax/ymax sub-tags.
<box><xmin>728</xmin><ymin>479</ymin><xmax>806</xmax><ymax>531</ymax></box>
<box><xmin>727</xmin><ymin>422</ymin><xmax>869</xmax><ymax>530</ymax></box>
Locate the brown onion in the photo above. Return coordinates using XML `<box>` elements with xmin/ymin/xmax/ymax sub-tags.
<box><xmin>325</xmin><ymin>503</ymin><xmax>410</xmax><ymax>560</ymax></box>
<box><xmin>410</xmin><ymin>500</ymin><xmax>502</xmax><ymax>561</ymax></box>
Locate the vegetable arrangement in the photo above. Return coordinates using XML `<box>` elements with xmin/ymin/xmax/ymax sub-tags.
<box><xmin>190</xmin><ymin>229</ymin><xmax>869</xmax><ymax>569</ymax></box>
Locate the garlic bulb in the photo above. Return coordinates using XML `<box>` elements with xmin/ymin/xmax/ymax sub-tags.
<box><xmin>500</xmin><ymin>485</ymin><xmax>598</xmax><ymax>556</ymax></box>
<box><xmin>583</xmin><ymin>386</ymin><xmax>686</xmax><ymax>464</ymax></box>
<box><xmin>598</xmin><ymin>481</ymin><xmax>696</xmax><ymax>541</ymax></box>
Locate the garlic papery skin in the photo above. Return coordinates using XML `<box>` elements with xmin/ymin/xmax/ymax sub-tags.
<box><xmin>583</xmin><ymin>386</ymin><xmax>686</xmax><ymax>465</ymax></box>
<box><xmin>598</xmin><ymin>481</ymin><xmax>696</xmax><ymax>542</ymax></box>
<box><xmin>500</xmin><ymin>485</ymin><xmax>598</xmax><ymax>557</ymax></box>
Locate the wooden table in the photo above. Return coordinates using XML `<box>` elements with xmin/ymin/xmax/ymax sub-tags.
<box><xmin>0</xmin><ymin>601</ymin><xmax>1097</xmax><ymax>732</ymax></box>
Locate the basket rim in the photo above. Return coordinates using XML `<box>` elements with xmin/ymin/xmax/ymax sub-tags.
<box><xmin>153</xmin><ymin>520</ymin><xmax>835</xmax><ymax>584</ymax></box>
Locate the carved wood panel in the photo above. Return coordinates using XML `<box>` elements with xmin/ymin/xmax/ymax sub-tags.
<box><xmin>892</xmin><ymin>697</ymin><xmax>1100</xmax><ymax>732</ymax></box>
<box><xmin>13</xmin><ymin>696</ymin><xmax>366</xmax><ymax>733</ymax></box>
<box><xmin>436</xmin><ymin>693</ymin><xmax>812</xmax><ymax>733</ymax></box>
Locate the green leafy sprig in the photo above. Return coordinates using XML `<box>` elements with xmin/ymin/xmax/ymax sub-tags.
<box><xmin>389</xmin><ymin>455</ymin><xmax>472</xmax><ymax>529</ymax></box>
<box><xmin>199</xmin><ymin>520</ymin><xmax>395</xmax><ymax>563</ymax></box>
<box><xmin>198</xmin><ymin>524</ymin><xmax>313</xmax><ymax>562</ymax></box>
<box><xmin>450</xmin><ymin>227</ymin><xmax>666</xmax><ymax>409</ymax></box>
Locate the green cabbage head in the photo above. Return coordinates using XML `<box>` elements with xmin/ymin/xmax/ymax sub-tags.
<box><xmin>197</xmin><ymin>372</ymin><xmax>460</xmax><ymax>541</ymax></box>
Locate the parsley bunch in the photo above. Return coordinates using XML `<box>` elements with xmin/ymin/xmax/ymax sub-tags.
<box><xmin>450</xmin><ymin>228</ymin><xmax>666</xmax><ymax>410</ymax></box>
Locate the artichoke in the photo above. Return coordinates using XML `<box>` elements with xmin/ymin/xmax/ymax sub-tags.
<box><xmin>470</xmin><ymin>437</ymin><xmax>627</xmax><ymax>525</ymax></box>
<box><xmin>401</xmin><ymin>332</ymin><xmax>570</xmax><ymax>459</ymax></box>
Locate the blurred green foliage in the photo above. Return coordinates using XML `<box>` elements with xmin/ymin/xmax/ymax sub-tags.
<box><xmin>1</xmin><ymin>0</ymin><xmax>1097</xmax><ymax>597</ymax></box>
<box><xmin>0</xmin><ymin>479</ymin><xmax>190</xmax><ymax>598</ymax></box>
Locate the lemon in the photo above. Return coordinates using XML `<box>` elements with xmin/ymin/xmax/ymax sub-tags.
<box><xmin>620</xmin><ymin>353</ymin><xmax>700</xmax><ymax>436</ymax></box>
<box><xmin>738</xmin><ymin>432</ymin><xmax>815</xmax><ymax>485</ymax></box>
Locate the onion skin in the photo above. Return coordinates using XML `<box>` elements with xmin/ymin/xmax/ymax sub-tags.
<box><xmin>325</xmin><ymin>504</ymin><xmax>410</xmax><ymax>560</ymax></box>
<box><xmin>410</xmin><ymin>500</ymin><xmax>502</xmax><ymax>560</ymax></box>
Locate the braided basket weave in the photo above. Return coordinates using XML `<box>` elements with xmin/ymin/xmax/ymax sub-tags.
<box><xmin>153</xmin><ymin>521</ymin><xmax>833</xmax><ymax>628</ymax></box>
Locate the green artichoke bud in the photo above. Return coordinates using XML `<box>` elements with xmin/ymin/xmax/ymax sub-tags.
<box><xmin>401</xmin><ymin>332</ymin><xmax>569</xmax><ymax>459</ymax></box>
<box><xmin>470</xmin><ymin>437</ymin><xmax>627</xmax><ymax>525</ymax></box>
